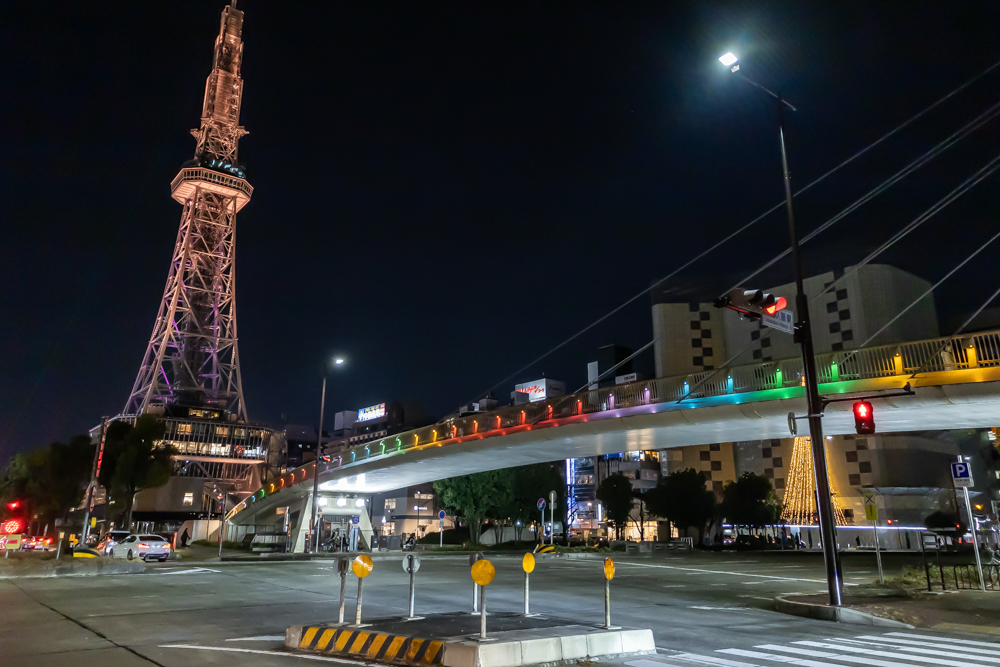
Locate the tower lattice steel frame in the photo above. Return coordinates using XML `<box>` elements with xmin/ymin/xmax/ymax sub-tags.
<box><xmin>126</xmin><ymin>2</ymin><xmax>251</xmax><ymax>420</ymax></box>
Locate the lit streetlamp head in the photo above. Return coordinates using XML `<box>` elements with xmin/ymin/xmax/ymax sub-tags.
<box><xmin>719</xmin><ymin>52</ymin><xmax>740</xmax><ymax>72</ymax></box>
<box><xmin>334</xmin><ymin>358</ymin><xmax>345</xmax><ymax>366</ymax></box>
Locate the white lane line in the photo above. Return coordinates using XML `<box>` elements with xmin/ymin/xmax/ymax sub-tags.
<box><xmin>671</xmin><ymin>654</ymin><xmax>763</xmax><ymax>666</ymax></box>
<box><xmin>856</xmin><ymin>635</ymin><xmax>1000</xmax><ymax>662</ymax></box>
<box><xmin>159</xmin><ymin>644</ymin><xmax>366</xmax><ymax>663</ymax></box>
<box><xmin>225</xmin><ymin>635</ymin><xmax>287</xmax><ymax>642</ymax></box>
<box><xmin>724</xmin><ymin>647</ymin><xmax>908</xmax><ymax>667</ymax></box>
<box><xmin>795</xmin><ymin>640</ymin><xmax>996</xmax><ymax>667</ymax></box>
<box><xmin>146</xmin><ymin>567</ymin><xmax>221</xmax><ymax>576</ymax></box>
<box><xmin>689</xmin><ymin>606</ymin><xmax>750</xmax><ymax>611</ymax></box>
<box><xmin>886</xmin><ymin>632</ymin><xmax>1000</xmax><ymax>649</ymax></box>
<box><xmin>621</xmin><ymin>562</ymin><xmax>860</xmax><ymax>585</ymax></box>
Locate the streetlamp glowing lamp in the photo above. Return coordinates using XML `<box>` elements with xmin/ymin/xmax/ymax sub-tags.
<box><xmin>719</xmin><ymin>52</ymin><xmax>738</xmax><ymax>67</ymax></box>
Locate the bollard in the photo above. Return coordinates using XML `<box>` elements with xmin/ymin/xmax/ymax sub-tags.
<box><xmin>338</xmin><ymin>558</ymin><xmax>348</xmax><ymax>624</ymax></box>
<box><xmin>470</xmin><ymin>558</ymin><xmax>495</xmax><ymax>641</ymax></box>
<box><xmin>403</xmin><ymin>554</ymin><xmax>422</xmax><ymax>619</ymax></box>
<box><xmin>351</xmin><ymin>554</ymin><xmax>374</xmax><ymax>627</ymax></box>
<box><xmin>603</xmin><ymin>557</ymin><xmax>618</xmax><ymax>629</ymax></box>
<box><xmin>522</xmin><ymin>552</ymin><xmax>536</xmax><ymax>616</ymax></box>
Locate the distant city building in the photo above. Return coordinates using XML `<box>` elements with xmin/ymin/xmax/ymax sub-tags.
<box><xmin>513</xmin><ymin>378</ymin><xmax>565</xmax><ymax>404</ymax></box>
<box><xmin>652</xmin><ymin>264</ymin><xmax>938</xmax><ymax>377</ymax></box>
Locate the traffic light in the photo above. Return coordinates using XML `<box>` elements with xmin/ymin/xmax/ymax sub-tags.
<box><xmin>5</xmin><ymin>501</ymin><xmax>20</xmax><ymax>511</ymax></box>
<box><xmin>853</xmin><ymin>400</ymin><xmax>875</xmax><ymax>435</ymax></box>
<box><xmin>714</xmin><ymin>287</ymin><xmax>787</xmax><ymax>319</ymax></box>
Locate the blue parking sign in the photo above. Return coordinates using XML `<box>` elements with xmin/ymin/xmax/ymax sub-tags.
<box><xmin>951</xmin><ymin>462</ymin><xmax>973</xmax><ymax>488</ymax></box>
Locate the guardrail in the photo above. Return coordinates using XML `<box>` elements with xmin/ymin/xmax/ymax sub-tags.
<box><xmin>232</xmin><ymin>328</ymin><xmax>1000</xmax><ymax>519</ymax></box>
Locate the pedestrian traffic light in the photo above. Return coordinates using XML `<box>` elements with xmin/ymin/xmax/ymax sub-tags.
<box><xmin>714</xmin><ymin>287</ymin><xmax>787</xmax><ymax>320</ymax></box>
<box><xmin>853</xmin><ymin>400</ymin><xmax>875</xmax><ymax>435</ymax></box>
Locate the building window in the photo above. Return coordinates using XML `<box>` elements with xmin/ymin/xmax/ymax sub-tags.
<box><xmin>183</xmin><ymin>492</ymin><xmax>194</xmax><ymax>506</ymax></box>
<box><xmin>177</xmin><ymin>423</ymin><xmax>192</xmax><ymax>435</ymax></box>
<box><xmin>215</xmin><ymin>426</ymin><xmax>229</xmax><ymax>437</ymax></box>
<box><xmin>384</xmin><ymin>498</ymin><xmax>396</xmax><ymax>511</ymax></box>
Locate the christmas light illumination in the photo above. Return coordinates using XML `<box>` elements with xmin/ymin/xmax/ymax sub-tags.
<box><xmin>780</xmin><ymin>437</ymin><xmax>848</xmax><ymax>525</ymax></box>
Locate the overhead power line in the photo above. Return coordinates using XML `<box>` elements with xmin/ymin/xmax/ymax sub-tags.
<box><xmin>462</xmin><ymin>60</ymin><xmax>1000</xmax><ymax>410</ymax></box>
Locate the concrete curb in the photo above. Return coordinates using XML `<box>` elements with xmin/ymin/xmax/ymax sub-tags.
<box><xmin>773</xmin><ymin>596</ymin><xmax>915</xmax><ymax>629</ymax></box>
<box><xmin>0</xmin><ymin>559</ymin><xmax>146</xmax><ymax>579</ymax></box>
<box><xmin>287</xmin><ymin>623</ymin><xmax>655</xmax><ymax>667</ymax></box>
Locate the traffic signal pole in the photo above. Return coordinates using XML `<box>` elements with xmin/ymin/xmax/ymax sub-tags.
<box><xmin>777</xmin><ymin>100</ymin><xmax>845</xmax><ymax>606</ymax></box>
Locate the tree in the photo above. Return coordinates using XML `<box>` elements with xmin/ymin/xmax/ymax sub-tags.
<box><xmin>99</xmin><ymin>415</ymin><xmax>173</xmax><ymax>529</ymax></box>
<box><xmin>719</xmin><ymin>472</ymin><xmax>779</xmax><ymax>533</ymax></box>
<box><xmin>1</xmin><ymin>437</ymin><xmax>94</xmax><ymax>533</ymax></box>
<box><xmin>508</xmin><ymin>463</ymin><xmax>564</xmax><ymax>542</ymax></box>
<box><xmin>646</xmin><ymin>468</ymin><xmax>717</xmax><ymax>542</ymax></box>
<box><xmin>596</xmin><ymin>474</ymin><xmax>633</xmax><ymax>540</ymax></box>
<box><xmin>434</xmin><ymin>471</ymin><xmax>504</xmax><ymax>544</ymax></box>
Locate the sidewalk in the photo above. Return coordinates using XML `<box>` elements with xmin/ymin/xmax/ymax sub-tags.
<box><xmin>789</xmin><ymin>591</ymin><xmax>1000</xmax><ymax>636</ymax></box>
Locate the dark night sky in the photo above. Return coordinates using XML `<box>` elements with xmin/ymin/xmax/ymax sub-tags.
<box><xmin>3</xmin><ymin>2</ymin><xmax>999</xmax><ymax>460</ymax></box>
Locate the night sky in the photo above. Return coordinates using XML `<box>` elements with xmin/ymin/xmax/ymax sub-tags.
<box><xmin>3</xmin><ymin>2</ymin><xmax>999</xmax><ymax>460</ymax></box>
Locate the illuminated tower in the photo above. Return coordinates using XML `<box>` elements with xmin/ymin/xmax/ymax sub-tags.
<box><xmin>126</xmin><ymin>2</ymin><xmax>251</xmax><ymax>420</ymax></box>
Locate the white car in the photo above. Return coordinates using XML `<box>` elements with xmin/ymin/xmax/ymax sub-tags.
<box><xmin>111</xmin><ymin>534</ymin><xmax>171</xmax><ymax>562</ymax></box>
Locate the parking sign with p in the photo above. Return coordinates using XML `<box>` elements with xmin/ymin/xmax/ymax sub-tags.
<box><xmin>951</xmin><ymin>461</ymin><xmax>973</xmax><ymax>488</ymax></box>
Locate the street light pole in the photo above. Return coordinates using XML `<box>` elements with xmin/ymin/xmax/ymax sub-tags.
<box><xmin>777</xmin><ymin>100</ymin><xmax>844</xmax><ymax>606</ymax></box>
<box><xmin>719</xmin><ymin>53</ymin><xmax>843</xmax><ymax>605</ymax></box>
<box><xmin>308</xmin><ymin>365</ymin><xmax>327</xmax><ymax>554</ymax></box>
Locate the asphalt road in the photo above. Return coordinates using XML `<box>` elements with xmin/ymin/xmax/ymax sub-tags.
<box><xmin>4</xmin><ymin>550</ymin><xmax>994</xmax><ymax>666</ymax></box>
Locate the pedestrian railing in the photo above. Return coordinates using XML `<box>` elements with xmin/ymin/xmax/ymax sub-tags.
<box><xmin>230</xmin><ymin>328</ymin><xmax>1000</xmax><ymax>520</ymax></box>
<box><xmin>952</xmin><ymin>564</ymin><xmax>1000</xmax><ymax>591</ymax></box>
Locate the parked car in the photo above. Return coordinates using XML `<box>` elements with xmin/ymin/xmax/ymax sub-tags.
<box><xmin>111</xmin><ymin>534</ymin><xmax>171</xmax><ymax>562</ymax></box>
<box><xmin>21</xmin><ymin>536</ymin><xmax>54</xmax><ymax>551</ymax></box>
<box><xmin>96</xmin><ymin>530</ymin><xmax>132</xmax><ymax>556</ymax></box>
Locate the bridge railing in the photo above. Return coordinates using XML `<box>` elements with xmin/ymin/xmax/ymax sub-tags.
<box><xmin>234</xmin><ymin>328</ymin><xmax>1000</xmax><ymax>518</ymax></box>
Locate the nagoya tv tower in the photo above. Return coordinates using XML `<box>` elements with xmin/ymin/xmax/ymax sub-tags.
<box><xmin>126</xmin><ymin>2</ymin><xmax>252</xmax><ymax>421</ymax></box>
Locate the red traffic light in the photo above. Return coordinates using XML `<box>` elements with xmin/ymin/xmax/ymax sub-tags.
<box><xmin>5</xmin><ymin>501</ymin><xmax>20</xmax><ymax>511</ymax></box>
<box><xmin>853</xmin><ymin>400</ymin><xmax>875</xmax><ymax>435</ymax></box>
<box><xmin>765</xmin><ymin>296</ymin><xmax>788</xmax><ymax>316</ymax></box>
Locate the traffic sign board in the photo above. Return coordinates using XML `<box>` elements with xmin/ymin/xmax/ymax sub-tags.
<box><xmin>438</xmin><ymin>509</ymin><xmax>446</xmax><ymax>520</ymax></box>
<box><xmin>537</xmin><ymin>498</ymin><xmax>546</xmax><ymax>511</ymax></box>
<box><xmin>865</xmin><ymin>503</ymin><xmax>878</xmax><ymax>522</ymax></box>
<box><xmin>951</xmin><ymin>461</ymin><xmax>973</xmax><ymax>487</ymax></box>
<box><xmin>762</xmin><ymin>309</ymin><xmax>794</xmax><ymax>334</ymax></box>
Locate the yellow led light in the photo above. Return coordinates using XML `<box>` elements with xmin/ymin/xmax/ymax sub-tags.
<box><xmin>780</xmin><ymin>437</ymin><xmax>847</xmax><ymax>526</ymax></box>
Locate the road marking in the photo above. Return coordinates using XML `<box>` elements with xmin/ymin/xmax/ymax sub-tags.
<box><xmin>663</xmin><ymin>584</ymin><xmax>686</xmax><ymax>588</ymax></box>
<box><xmin>886</xmin><ymin>632</ymin><xmax>1000</xmax><ymax>649</ymax></box>
<box><xmin>620</xmin><ymin>561</ymin><xmax>858</xmax><ymax>585</ymax></box>
<box><xmin>146</xmin><ymin>566</ymin><xmax>221</xmax><ymax>576</ymax></box>
<box><xmin>689</xmin><ymin>606</ymin><xmax>750</xmax><ymax>611</ymax></box>
<box><xmin>794</xmin><ymin>640</ymin><xmax>996</xmax><ymax>667</ymax></box>
<box><xmin>159</xmin><ymin>644</ymin><xmax>366</xmax><ymax>663</ymax></box>
<box><xmin>853</xmin><ymin>634</ymin><xmax>1000</xmax><ymax>656</ymax></box>
<box><xmin>226</xmin><ymin>635</ymin><xmax>286</xmax><ymax>642</ymax></box>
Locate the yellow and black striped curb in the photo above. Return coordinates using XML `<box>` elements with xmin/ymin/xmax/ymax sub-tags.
<box><xmin>291</xmin><ymin>625</ymin><xmax>444</xmax><ymax>665</ymax></box>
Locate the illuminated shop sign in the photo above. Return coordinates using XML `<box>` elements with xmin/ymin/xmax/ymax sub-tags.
<box><xmin>357</xmin><ymin>403</ymin><xmax>387</xmax><ymax>422</ymax></box>
<box><xmin>514</xmin><ymin>379</ymin><xmax>566</xmax><ymax>403</ymax></box>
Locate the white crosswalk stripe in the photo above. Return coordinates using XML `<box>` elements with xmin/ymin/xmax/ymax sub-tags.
<box><xmin>656</xmin><ymin>630</ymin><xmax>1000</xmax><ymax>667</ymax></box>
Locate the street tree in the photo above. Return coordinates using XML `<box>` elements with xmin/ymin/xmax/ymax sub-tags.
<box><xmin>645</xmin><ymin>468</ymin><xmax>717</xmax><ymax>542</ymax></box>
<box><xmin>434</xmin><ymin>470</ymin><xmax>504</xmax><ymax>544</ymax></box>
<box><xmin>1</xmin><ymin>437</ymin><xmax>94</xmax><ymax>535</ymax></box>
<box><xmin>99</xmin><ymin>415</ymin><xmax>173</xmax><ymax>529</ymax></box>
<box><xmin>596</xmin><ymin>473</ymin><xmax>633</xmax><ymax>540</ymax></box>
<box><xmin>719</xmin><ymin>472</ymin><xmax>779</xmax><ymax>533</ymax></box>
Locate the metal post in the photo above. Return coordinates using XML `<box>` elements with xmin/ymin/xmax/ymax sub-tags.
<box><xmin>338</xmin><ymin>569</ymin><xmax>347</xmax><ymax>624</ymax></box>
<box><xmin>524</xmin><ymin>571</ymin><xmax>530</xmax><ymax>615</ymax></box>
<box><xmin>871</xmin><ymin>519</ymin><xmax>884</xmax><ymax>584</ymax></box>
<box><xmin>604</xmin><ymin>578</ymin><xmax>611</xmax><ymax>628</ymax></box>
<box><xmin>473</xmin><ymin>582</ymin><xmax>480</xmax><ymax>613</ymax></box>
<box><xmin>920</xmin><ymin>535</ymin><xmax>931</xmax><ymax>592</ymax></box>
<box><xmin>778</xmin><ymin>100</ymin><xmax>843</xmax><ymax>606</ymax></box>
<box><xmin>964</xmin><ymin>485</ymin><xmax>986</xmax><ymax>591</ymax></box>
<box><xmin>218</xmin><ymin>493</ymin><xmax>228</xmax><ymax>559</ymax></box>
<box><xmin>355</xmin><ymin>576</ymin><xmax>364</xmax><ymax>626</ymax></box>
<box><xmin>549</xmin><ymin>503</ymin><xmax>555</xmax><ymax>546</ymax></box>
<box><xmin>81</xmin><ymin>417</ymin><xmax>108</xmax><ymax>544</ymax></box>
<box><xmin>308</xmin><ymin>367</ymin><xmax>328</xmax><ymax>554</ymax></box>
<box><xmin>479</xmin><ymin>585</ymin><xmax>487</xmax><ymax>640</ymax></box>
<box><xmin>408</xmin><ymin>555</ymin><xmax>416</xmax><ymax>618</ymax></box>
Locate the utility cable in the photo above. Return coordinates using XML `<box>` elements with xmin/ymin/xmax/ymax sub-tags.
<box><xmin>908</xmin><ymin>280</ymin><xmax>1000</xmax><ymax>379</ymax></box>
<box><xmin>462</xmin><ymin>60</ymin><xmax>1000</xmax><ymax>411</ymax></box>
<box><xmin>810</xmin><ymin>153</ymin><xmax>1000</xmax><ymax>305</ymax></box>
<box><xmin>728</xmin><ymin>98</ymin><xmax>1000</xmax><ymax>293</ymax></box>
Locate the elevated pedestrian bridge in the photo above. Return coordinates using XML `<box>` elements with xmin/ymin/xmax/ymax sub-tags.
<box><xmin>230</xmin><ymin>329</ymin><xmax>1000</xmax><ymax>526</ymax></box>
